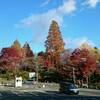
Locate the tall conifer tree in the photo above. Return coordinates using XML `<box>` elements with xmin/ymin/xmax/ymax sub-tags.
<box><xmin>45</xmin><ymin>20</ymin><xmax>65</xmax><ymax>68</ymax></box>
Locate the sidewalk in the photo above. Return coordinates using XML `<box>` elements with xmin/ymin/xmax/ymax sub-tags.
<box><xmin>0</xmin><ymin>83</ymin><xmax>59</xmax><ymax>92</ymax></box>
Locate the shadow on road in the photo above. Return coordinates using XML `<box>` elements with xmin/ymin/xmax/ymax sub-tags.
<box><xmin>0</xmin><ymin>90</ymin><xmax>100</xmax><ymax>100</ymax></box>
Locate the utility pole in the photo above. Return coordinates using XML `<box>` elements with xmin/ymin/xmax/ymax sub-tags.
<box><xmin>35</xmin><ymin>54</ymin><xmax>38</xmax><ymax>84</ymax></box>
<box><xmin>73</xmin><ymin>67</ymin><xmax>75</xmax><ymax>84</ymax></box>
<box><xmin>36</xmin><ymin>61</ymin><xmax>38</xmax><ymax>84</ymax></box>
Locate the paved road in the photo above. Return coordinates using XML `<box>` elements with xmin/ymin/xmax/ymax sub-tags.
<box><xmin>79</xmin><ymin>88</ymin><xmax>100</xmax><ymax>96</ymax></box>
<box><xmin>0</xmin><ymin>90</ymin><xmax>100</xmax><ymax>100</ymax></box>
<box><xmin>0</xmin><ymin>86</ymin><xmax>100</xmax><ymax>100</ymax></box>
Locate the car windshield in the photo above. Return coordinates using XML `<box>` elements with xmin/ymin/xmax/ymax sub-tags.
<box><xmin>69</xmin><ymin>84</ymin><xmax>77</xmax><ymax>89</ymax></box>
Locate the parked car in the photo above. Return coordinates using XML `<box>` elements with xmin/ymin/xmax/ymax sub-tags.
<box><xmin>82</xmin><ymin>83</ymin><xmax>88</xmax><ymax>88</ymax></box>
<box><xmin>59</xmin><ymin>82</ymin><xmax>79</xmax><ymax>95</ymax></box>
<box><xmin>23</xmin><ymin>79</ymin><xmax>35</xmax><ymax>84</ymax></box>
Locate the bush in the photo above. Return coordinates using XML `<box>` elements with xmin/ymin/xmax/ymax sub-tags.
<box><xmin>0</xmin><ymin>70</ymin><xmax>29</xmax><ymax>81</ymax></box>
<box><xmin>89</xmin><ymin>83</ymin><xmax>100</xmax><ymax>89</ymax></box>
<box><xmin>95</xmin><ymin>83</ymin><xmax>100</xmax><ymax>89</ymax></box>
<box><xmin>0</xmin><ymin>71</ymin><xmax>14</xmax><ymax>80</ymax></box>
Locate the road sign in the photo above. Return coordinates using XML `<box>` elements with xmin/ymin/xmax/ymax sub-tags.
<box><xmin>15</xmin><ymin>77</ymin><xmax>22</xmax><ymax>87</ymax></box>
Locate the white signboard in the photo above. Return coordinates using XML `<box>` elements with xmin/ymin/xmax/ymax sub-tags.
<box><xmin>15</xmin><ymin>77</ymin><xmax>22</xmax><ymax>87</ymax></box>
<box><xmin>29</xmin><ymin>72</ymin><xmax>35</xmax><ymax>79</ymax></box>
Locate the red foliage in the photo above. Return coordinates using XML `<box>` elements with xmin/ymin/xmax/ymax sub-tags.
<box><xmin>0</xmin><ymin>47</ymin><xmax>22</xmax><ymax>70</ymax></box>
<box><xmin>1</xmin><ymin>47</ymin><xmax>22</xmax><ymax>60</ymax></box>
<box><xmin>45</xmin><ymin>60</ymin><xmax>50</xmax><ymax>67</ymax></box>
<box><xmin>70</xmin><ymin>48</ymin><xmax>96</xmax><ymax>78</ymax></box>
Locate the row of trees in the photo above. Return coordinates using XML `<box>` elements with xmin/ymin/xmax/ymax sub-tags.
<box><xmin>40</xmin><ymin>21</ymin><xmax>100</xmax><ymax>85</ymax></box>
<box><xmin>0</xmin><ymin>40</ymin><xmax>34</xmax><ymax>79</ymax></box>
<box><xmin>0</xmin><ymin>20</ymin><xmax>100</xmax><ymax>85</ymax></box>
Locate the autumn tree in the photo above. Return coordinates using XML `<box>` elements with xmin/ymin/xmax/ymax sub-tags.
<box><xmin>11</xmin><ymin>39</ymin><xmax>21</xmax><ymax>49</ymax></box>
<box><xmin>80</xmin><ymin>43</ymin><xmax>100</xmax><ymax>63</ymax></box>
<box><xmin>0</xmin><ymin>40</ymin><xmax>22</xmax><ymax>77</ymax></box>
<box><xmin>80</xmin><ymin>43</ymin><xmax>92</xmax><ymax>50</ymax></box>
<box><xmin>90</xmin><ymin>47</ymin><xmax>100</xmax><ymax>63</ymax></box>
<box><xmin>45</xmin><ymin>20</ymin><xmax>65</xmax><ymax>68</ymax></box>
<box><xmin>37</xmin><ymin>51</ymin><xmax>46</xmax><ymax>67</ymax></box>
<box><xmin>60</xmin><ymin>49</ymin><xmax>72</xmax><ymax>65</ymax></box>
<box><xmin>21</xmin><ymin>42</ymin><xmax>34</xmax><ymax>71</ymax></box>
<box><xmin>22</xmin><ymin>42</ymin><xmax>34</xmax><ymax>58</ymax></box>
<box><xmin>58</xmin><ymin>49</ymin><xmax>73</xmax><ymax>79</ymax></box>
<box><xmin>70</xmin><ymin>48</ymin><xmax>96</xmax><ymax>85</ymax></box>
<box><xmin>0</xmin><ymin>47</ymin><xmax>22</xmax><ymax>77</ymax></box>
<box><xmin>11</xmin><ymin>39</ymin><xmax>23</xmax><ymax>58</ymax></box>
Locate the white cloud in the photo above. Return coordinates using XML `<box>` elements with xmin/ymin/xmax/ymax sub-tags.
<box><xmin>21</xmin><ymin>9</ymin><xmax>62</xmax><ymax>30</ymax></box>
<box><xmin>83</xmin><ymin>0</ymin><xmax>100</xmax><ymax>8</ymax></box>
<box><xmin>76</xmin><ymin>37</ymin><xmax>95</xmax><ymax>47</ymax></box>
<box><xmin>41</xmin><ymin>0</ymin><xmax>51</xmax><ymax>7</ymax></box>
<box><xmin>17</xmin><ymin>0</ymin><xmax>76</xmax><ymax>44</ymax></box>
<box><xmin>21</xmin><ymin>0</ymin><xmax>76</xmax><ymax>27</ymax></box>
<box><xmin>16</xmin><ymin>0</ymin><xmax>99</xmax><ymax>48</ymax></box>
<box><xmin>58</xmin><ymin>0</ymin><xmax>76</xmax><ymax>15</ymax></box>
<box><xmin>64</xmin><ymin>37</ymin><xmax>95</xmax><ymax>48</ymax></box>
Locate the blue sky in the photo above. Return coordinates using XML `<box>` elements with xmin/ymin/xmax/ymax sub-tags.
<box><xmin>0</xmin><ymin>0</ymin><xmax>100</xmax><ymax>53</ymax></box>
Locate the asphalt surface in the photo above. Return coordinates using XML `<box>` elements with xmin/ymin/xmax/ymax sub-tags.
<box><xmin>0</xmin><ymin>84</ymin><xmax>100</xmax><ymax>100</ymax></box>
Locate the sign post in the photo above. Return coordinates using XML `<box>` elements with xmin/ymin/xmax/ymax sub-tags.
<box><xmin>29</xmin><ymin>72</ymin><xmax>36</xmax><ymax>79</ymax></box>
<box><xmin>15</xmin><ymin>76</ymin><xmax>22</xmax><ymax>87</ymax></box>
